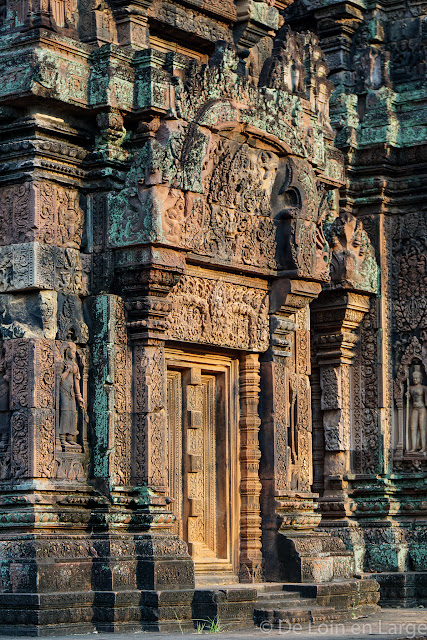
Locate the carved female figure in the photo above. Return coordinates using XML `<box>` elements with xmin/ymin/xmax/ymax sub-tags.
<box><xmin>59</xmin><ymin>343</ymin><xmax>84</xmax><ymax>449</ymax></box>
<box><xmin>407</xmin><ymin>365</ymin><xmax>427</xmax><ymax>453</ymax></box>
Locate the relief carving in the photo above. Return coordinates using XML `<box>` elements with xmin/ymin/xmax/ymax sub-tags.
<box><xmin>260</xmin><ymin>29</ymin><xmax>306</xmax><ymax>95</ymax></box>
<box><xmin>407</xmin><ymin>365</ymin><xmax>427</xmax><ymax>454</ymax></box>
<box><xmin>58</xmin><ymin>343</ymin><xmax>84</xmax><ymax>451</ymax></box>
<box><xmin>198</xmin><ymin>140</ymin><xmax>277</xmax><ymax>269</ymax></box>
<box><xmin>392</xmin><ymin>213</ymin><xmax>427</xmax><ymax>461</ymax></box>
<box><xmin>271</xmin><ymin>157</ymin><xmax>331</xmax><ymax>281</ymax></box>
<box><xmin>0</xmin><ymin>292</ymin><xmax>57</xmax><ymax>340</ymax></box>
<box><xmin>167</xmin><ymin>275</ymin><xmax>269</xmax><ymax>351</ymax></box>
<box><xmin>133</xmin><ymin>344</ymin><xmax>167</xmax><ymax>490</ymax></box>
<box><xmin>325</xmin><ymin>212</ymin><xmax>379</xmax><ymax>293</ymax></box>
<box><xmin>0</xmin><ymin>245</ymin><xmax>89</xmax><ymax>295</ymax></box>
<box><xmin>0</xmin><ymin>182</ymin><xmax>84</xmax><ymax>248</ymax></box>
<box><xmin>0</xmin><ymin>346</ymin><xmax>10</xmax><ymax>452</ymax></box>
<box><xmin>57</xmin><ymin>294</ymin><xmax>88</xmax><ymax>343</ymax></box>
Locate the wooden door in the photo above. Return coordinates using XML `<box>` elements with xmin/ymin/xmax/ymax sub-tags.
<box><xmin>166</xmin><ymin>353</ymin><xmax>238</xmax><ymax>579</ymax></box>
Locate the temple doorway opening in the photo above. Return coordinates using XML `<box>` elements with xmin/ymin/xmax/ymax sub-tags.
<box><xmin>166</xmin><ymin>350</ymin><xmax>240</xmax><ymax>584</ymax></box>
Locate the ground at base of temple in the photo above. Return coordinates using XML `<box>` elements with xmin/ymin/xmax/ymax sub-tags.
<box><xmin>0</xmin><ymin>610</ymin><xmax>426</xmax><ymax>640</ymax></box>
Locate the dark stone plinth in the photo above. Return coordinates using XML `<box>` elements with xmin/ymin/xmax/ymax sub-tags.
<box><xmin>284</xmin><ymin>578</ymin><xmax>381</xmax><ymax>616</ymax></box>
<box><xmin>192</xmin><ymin>587</ymin><xmax>258</xmax><ymax>628</ymax></box>
<box><xmin>373</xmin><ymin>572</ymin><xmax>427</xmax><ymax>608</ymax></box>
<box><xmin>0</xmin><ymin>531</ymin><xmax>195</xmax><ymax>635</ymax></box>
<box><xmin>277</xmin><ymin>531</ymin><xmax>354</xmax><ymax>583</ymax></box>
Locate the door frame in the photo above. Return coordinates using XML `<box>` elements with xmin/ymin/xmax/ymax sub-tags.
<box><xmin>165</xmin><ymin>348</ymin><xmax>240</xmax><ymax>579</ymax></box>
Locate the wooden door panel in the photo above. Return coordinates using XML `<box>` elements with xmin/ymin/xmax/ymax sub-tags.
<box><xmin>166</xmin><ymin>362</ymin><xmax>232</xmax><ymax>569</ymax></box>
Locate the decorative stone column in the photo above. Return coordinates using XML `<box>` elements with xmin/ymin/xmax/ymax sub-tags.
<box><xmin>239</xmin><ymin>352</ymin><xmax>263</xmax><ymax>583</ymax></box>
<box><xmin>261</xmin><ymin>279</ymin><xmax>328</xmax><ymax>582</ymax></box>
<box><xmin>311</xmin><ymin>290</ymin><xmax>371</xmax><ymax>517</ymax></box>
<box><xmin>114</xmin><ymin>252</ymin><xmax>195</xmax><ymax>627</ymax></box>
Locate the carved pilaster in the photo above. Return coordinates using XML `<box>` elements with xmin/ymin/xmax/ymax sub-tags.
<box><xmin>239</xmin><ymin>352</ymin><xmax>263</xmax><ymax>583</ymax></box>
<box><xmin>112</xmin><ymin>255</ymin><xmax>195</xmax><ymax>621</ymax></box>
<box><xmin>311</xmin><ymin>290</ymin><xmax>371</xmax><ymax>517</ymax></box>
<box><xmin>261</xmin><ymin>279</ymin><xmax>322</xmax><ymax>582</ymax></box>
<box><xmin>112</xmin><ymin>0</ymin><xmax>152</xmax><ymax>48</ymax></box>
<box><xmin>122</xmin><ymin>259</ymin><xmax>181</xmax><ymax>502</ymax></box>
<box><xmin>91</xmin><ymin>294</ymin><xmax>132</xmax><ymax>489</ymax></box>
<box><xmin>132</xmin><ymin>342</ymin><xmax>167</xmax><ymax>492</ymax></box>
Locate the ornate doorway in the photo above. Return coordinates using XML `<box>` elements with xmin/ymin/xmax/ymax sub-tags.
<box><xmin>165</xmin><ymin>350</ymin><xmax>239</xmax><ymax>582</ymax></box>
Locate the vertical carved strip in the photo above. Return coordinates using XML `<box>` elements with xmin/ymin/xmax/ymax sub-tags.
<box><xmin>92</xmin><ymin>295</ymin><xmax>131</xmax><ymax>486</ymax></box>
<box><xmin>7</xmin><ymin>339</ymin><xmax>56</xmax><ymax>479</ymax></box>
<box><xmin>166</xmin><ymin>370</ymin><xmax>183</xmax><ymax>537</ymax></box>
<box><xmin>239</xmin><ymin>352</ymin><xmax>263</xmax><ymax>583</ymax></box>
<box><xmin>132</xmin><ymin>343</ymin><xmax>167</xmax><ymax>491</ymax></box>
<box><xmin>183</xmin><ymin>367</ymin><xmax>204</xmax><ymax>557</ymax></box>
<box><xmin>273</xmin><ymin>359</ymin><xmax>289</xmax><ymax>493</ymax></box>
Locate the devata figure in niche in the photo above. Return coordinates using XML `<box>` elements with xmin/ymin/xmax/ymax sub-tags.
<box><xmin>59</xmin><ymin>343</ymin><xmax>84</xmax><ymax>450</ymax></box>
<box><xmin>407</xmin><ymin>365</ymin><xmax>427</xmax><ymax>454</ymax></box>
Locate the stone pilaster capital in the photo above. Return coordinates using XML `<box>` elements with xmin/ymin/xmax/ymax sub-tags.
<box><xmin>270</xmin><ymin>278</ymin><xmax>322</xmax><ymax>316</ymax></box>
<box><xmin>312</xmin><ymin>289</ymin><xmax>370</xmax><ymax>365</ymax></box>
<box><xmin>114</xmin><ymin>247</ymin><xmax>184</xmax><ymax>342</ymax></box>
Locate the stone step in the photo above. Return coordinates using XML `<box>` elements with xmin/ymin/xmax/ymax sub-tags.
<box><xmin>256</xmin><ymin>596</ymin><xmax>315</xmax><ymax>608</ymax></box>
<box><xmin>310</xmin><ymin>607</ymin><xmax>345</xmax><ymax>623</ymax></box>
<box><xmin>256</xmin><ymin>591</ymin><xmax>302</xmax><ymax>601</ymax></box>
<box><xmin>254</xmin><ymin>605</ymin><xmax>343</xmax><ymax>627</ymax></box>
<box><xmin>255</xmin><ymin>607</ymin><xmax>312</xmax><ymax>625</ymax></box>
<box><xmin>255</xmin><ymin>583</ymin><xmax>294</xmax><ymax>593</ymax></box>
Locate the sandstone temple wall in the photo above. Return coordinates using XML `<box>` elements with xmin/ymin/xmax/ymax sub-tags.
<box><xmin>0</xmin><ymin>0</ymin><xmax>424</xmax><ymax>632</ymax></box>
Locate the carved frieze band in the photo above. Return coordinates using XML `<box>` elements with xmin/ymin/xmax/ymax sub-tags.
<box><xmin>167</xmin><ymin>274</ymin><xmax>269</xmax><ymax>352</ymax></box>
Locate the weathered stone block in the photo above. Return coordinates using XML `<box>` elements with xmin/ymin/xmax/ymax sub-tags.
<box><xmin>0</xmin><ymin>181</ymin><xmax>84</xmax><ymax>249</ymax></box>
<box><xmin>0</xmin><ymin>244</ymin><xmax>89</xmax><ymax>295</ymax></box>
<box><xmin>0</xmin><ymin>291</ymin><xmax>57</xmax><ymax>340</ymax></box>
